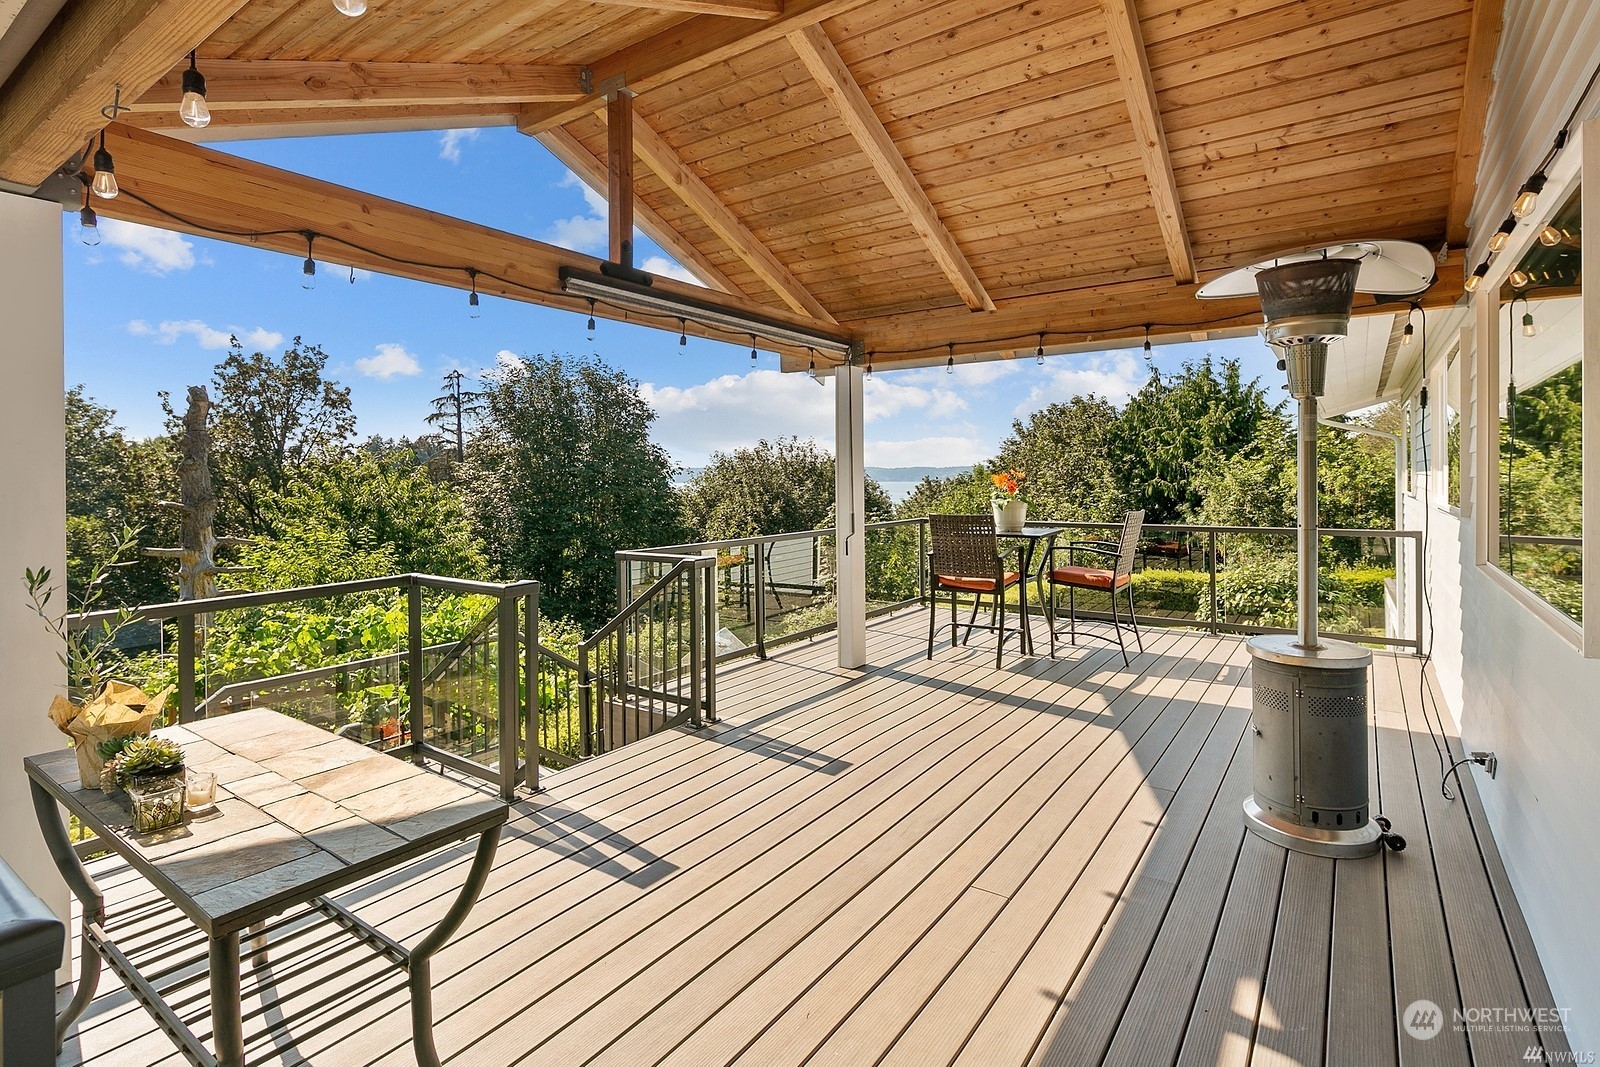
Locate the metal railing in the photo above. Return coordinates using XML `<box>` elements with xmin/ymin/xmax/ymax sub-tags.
<box><xmin>69</xmin><ymin>574</ymin><xmax>540</xmax><ymax>799</ymax></box>
<box><xmin>630</xmin><ymin>519</ymin><xmax>1425</xmax><ymax>656</ymax></box>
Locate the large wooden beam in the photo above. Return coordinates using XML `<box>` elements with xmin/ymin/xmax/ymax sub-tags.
<box><xmin>138</xmin><ymin>61</ymin><xmax>585</xmax><ymax>111</ymax></box>
<box><xmin>786</xmin><ymin>24</ymin><xmax>995</xmax><ymax>313</ymax></box>
<box><xmin>124</xmin><ymin>104</ymin><xmax>519</xmax><ymax>141</ymax></box>
<box><xmin>607</xmin><ymin>91</ymin><xmax>636</xmax><ymax>267</ymax></box>
<box><xmin>626</xmin><ymin>111</ymin><xmax>837</xmax><ymax>322</ymax></box>
<box><xmin>91</xmin><ymin>123</ymin><xmax>837</xmax><ymax>349</ymax></box>
<box><xmin>0</xmin><ymin>0</ymin><xmax>251</xmax><ymax>186</ymax></box>
<box><xmin>1444</xmin><ymin>0</ymin><xmax>1503</xmax><ymax>247</ymax></box>
<box><xmin>583</xmin><ymin>0</ymin><xmax>782</xmax><ymax>18</ymax></box>
<box><xmin>1101</xmin><ymin>0</ymin><xmax>1196</xmax><ymax>284</ymax></box>
<box><xmin>515</xmin><ymin>0</ymin><xmax>869</xmax><ymax>135</ymax></box>
<box><xmin>535</xmin><ymin>127</ymin><xmax>744</xmax><ymax>296</ymax></box>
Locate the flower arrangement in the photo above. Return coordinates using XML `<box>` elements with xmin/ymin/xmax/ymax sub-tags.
<box><xmin>990</xmin><ymin>469</ymin><xmax>1030</xmax><ymax>504</ymax></box>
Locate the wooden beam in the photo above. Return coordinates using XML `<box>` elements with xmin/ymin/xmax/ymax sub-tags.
<box><xmin>1444</xmin><ymin>0</ymin><xmax>1503</xmax><ymax>247</ymax></box>
<box><xmin>607</xmin><ymin>91</ymin><xmax>636</xmax><ymax>267</ymax></box>
<box><xmin>137</xmin><ymin>61</ymin><xmax>585</xmax><ymax>111</ymax></box>
<box><xmin>1101</xmin><ymin>0</ymin><xmax>1195</xmax><ymax>284</ymax></box>
<box><xmin>515</xmin><ymin>0</ymin><xmax>870</xmax><ymax>135</ymax></box>
<box><xmin>91</xmin><ymin>123</ymin><xmax>838</xmax><ymax>351</ymax></box>
<box><xmin>786</xmin><ymin>24</ymin><xmax>995</xmax><ymax>313</ymax></box>
<box><xmin>535</xmin><ymin>127</ymin><xmax>744</xmax><ymax>296</ymax></box>
<box><xmin>625</xmin><ymin>111</ymin><xmax>838</xmax><ymax>323</ymax></box>
<box><xmin>124</xmin><ymin>104</ymin><xmax>519</xmax><ymax>141</ymax></box>
<box><xmin>582</xmin><ymin>0</ymin><xmax>782</xmax><ymax>18</ymax></box>
<box><xmin>0</xmin><ymin>0</ymin><xmax>252</xmax><ymax>186</ymax></box>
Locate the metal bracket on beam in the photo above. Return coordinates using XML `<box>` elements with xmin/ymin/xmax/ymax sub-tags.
<box><xmin>597</xmin><ymin>74</ymin><xmax>632</xmax><ymax>101</ymax></box>
<box><xmin>579</xmin><ymin>67</ymin><xmax>593</xmax><ymax>95</ymax></box>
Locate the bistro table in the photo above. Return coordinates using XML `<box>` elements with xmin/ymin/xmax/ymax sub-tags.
<box><xmin>26</xmin><ymin>708</ymin><xmax>508</xmax><ymax>1067</ymax></box>
<box><xmin>997</xmin><ymin>524</ymin><xmax>1060</xmax><ymax>655</ymax></box>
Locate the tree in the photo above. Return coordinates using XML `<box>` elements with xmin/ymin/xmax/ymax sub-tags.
<box><xmin>1105</xmin><ymin>356</ymin><xmax>1277</xmax><ymax>523</ymax></box>
<box><xmin>462</xmin><ymin>354</ymin><xmax>687</xmax><ymax>630</ymax></box>
<box><xmin>678</xmin><ymin>437</ymin><xmax>892</xmax><ymax>540</ymax></box>
<box><xmin>200</xmin><ymin>336</ymin><xmax>355</xmax><ymax>533</ymax></box>
<box><xmin>425</xmin><ymin>369</ymin><xmax>482</xmax><ymax>460</ymax></box>
<box><xmin>894</xmin><ymin>467</ymin><xmax>992</xmax><ymax>519</ymax></box>
<box><xmin>240</xmin><ymin>451</ymin><xmax>488</xmax><ymax>589</ymax></box>
<box><xmin>991</xmin><ymin>395</ymin><xmax>1125</xmax><ymax>521</ymax></box>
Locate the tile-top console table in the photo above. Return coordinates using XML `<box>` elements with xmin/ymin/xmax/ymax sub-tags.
<box><xmin>26</xmin><ymin>708</ymin><xmax>508</xmax><ymax>1067</ymax></box>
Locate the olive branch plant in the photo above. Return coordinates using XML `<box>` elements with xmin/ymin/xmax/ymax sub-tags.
<box><xmin>25</xmin><ymin>524</ymin><xmax>146</xmax><ymax>699</ymax></box>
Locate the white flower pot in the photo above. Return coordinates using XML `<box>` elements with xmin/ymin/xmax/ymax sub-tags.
<box><xmin>992</xmin><ymin>499</ymin><xmax>1028</xmax><ymax>534</ymax></box>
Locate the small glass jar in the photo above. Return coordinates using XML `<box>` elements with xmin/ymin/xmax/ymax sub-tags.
<box><xmin>185</xmin><ymin>769</ymin><xmax>217</xmax><ymax>810</ymax></box>
<box><xmin>128</xmin><ymin>776</ymin><xmax>186</xmax><ymax>833</ymax></box>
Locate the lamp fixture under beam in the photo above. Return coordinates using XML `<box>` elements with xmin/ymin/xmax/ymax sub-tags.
<box><xmin>558</xmin><ymin>266</ymin><xmax>853</xmax><ymax>358</ymax></box>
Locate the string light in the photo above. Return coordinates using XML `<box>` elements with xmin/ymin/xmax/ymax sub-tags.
<box><xmin>1512</xmin><ymin>170</ymin><xmax>1548</xmax><ymax>218</ymax></box>
<box><xmin>1522</xmin><ymin>307</ymin><xmax>1536</xmax><ymax>337</ymax></box>
<box><xmin>946</xmin><ymin>343</ymin><xmax>954</xmax><ymax>374</ymax></box>
<box><xmin>300</xmin><ymin>232</ymin><xmax>316</xmax><ymax>290</ymax></box>
<box><xmin>76</xmin><ymin>178</ymin><xmax>100</xmax><ymax>246</ymax></box>
<box><xmin>179</xmin><ymin>52</ymin><xmax>210</xmax><ymax>129</ymax></box>
<box><xmin>807</xmin><ymin>348</ymin><xmax>817</xmax><ymax>379</ymax></box>
<box><xmin>90</xmin><ymin>87</ymin><xmax>129</xmax><ymax>199</ymax></box>
<box><xmin>1539</xmin><ymin>224</ymin><xmax>1564</xmax><ymax>247</ymax></box>
<box><xmin>1508</xmin><ymin>269</ymin><xmax>1531</xmax><ymax>289</ymax></box>
<box><xmin>1401</xmin><ymin>321</ymin><xmax>1414</xmax><ymax>346</ymax></box>
<box><xmin>678</xmin><ymin>318</ymin><xmax>687</xmax><ymax>346</ymax></box>
<box><xmin>750</xmin><ymin>334</ymin><xmax>758</xmax><ymax>361</ymax></box>
<box><xmin>1036</xmin><ymin>332</ymin><xmax>1045</xmax><ymax>365</ymax></box>
<box><xmin>466</xmin><ymin>268</ymin><xmax>480</xmax><ymax>317</ymax></box>
<box><xmin>865</xmin><ymin>355</ymin><xmax>873</xmax><ymax>379</ymax></box>
<box><xmin>1142</xmin><ymin>323</ymin><xmax>1152</xmax><ymax>358</ymax></box>
<box><xmin>586</xmin><ymin>298</ymin><xmax>596</xmax><ymax>338</ymax></box>
<box><xmin>1464</xmin><ymin>261</ymin><xmax>1488</xmax><ymax>293</ymax></box>
<box><xmin>1487</xmin><ymin>216</ymin><xmax>1516</xmax><ymax>253</ymax></box>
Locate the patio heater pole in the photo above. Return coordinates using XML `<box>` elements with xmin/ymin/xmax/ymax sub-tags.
<box><xmin>1295</xmin><ymin>380</ymin><xmax>1320</xmax><ymax>649</ymax></box>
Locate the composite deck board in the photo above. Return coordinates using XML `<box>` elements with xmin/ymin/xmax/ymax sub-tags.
<box><xmin>57</xmin><ymin>612</ymin><xmax>1567</xmax><ymax>1067</ymax></box>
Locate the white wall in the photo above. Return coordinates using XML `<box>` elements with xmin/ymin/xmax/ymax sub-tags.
<box><xmin>0</xmin><ymin>191</ymin><xmax>69</xmax><ymax>928</ymax></box>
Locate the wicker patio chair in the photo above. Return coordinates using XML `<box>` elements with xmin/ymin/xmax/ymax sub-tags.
<box><xmin>1045</xmin><ymin>510</ymin><xmax>1145</xmax><ymax>666</ymax></box>
<box><xmin>927</xmin><ymin>513</ymin><xmax>1022</xmax><ymax>668</ymax></box>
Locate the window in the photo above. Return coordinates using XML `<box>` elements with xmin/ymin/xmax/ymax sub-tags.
<box><xmin>1445</xmin><ymin>346</ymin><xmax>1461</xmax><ymax>510</ymax></box>
<box><xmin>1494</xmin><ymin>185</ymin><xmax>1583</xmax><ymax>625</ymax></box>
<box><xmin>1404</xmin><ymin>399</ymin><xmax>1414</xmax><ymax>494</ymax></box>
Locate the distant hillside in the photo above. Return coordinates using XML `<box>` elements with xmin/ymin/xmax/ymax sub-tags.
<box><xmin>866</xmin><ymin>466</ymin><xmax>972</xmax><ymax>483</ymax></box>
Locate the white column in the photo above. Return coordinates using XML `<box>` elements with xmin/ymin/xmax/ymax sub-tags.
<box><xmin>0</xmin><ymin>192</ymin><xmax>70</xmax><ymax>928</ymax></box>
<box><xmin>834</xmin><ymin>362</ymin><xmax>867</xmax><ymax>667</ymax></box>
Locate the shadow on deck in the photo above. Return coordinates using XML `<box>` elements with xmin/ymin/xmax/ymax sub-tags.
<box><xmin>60</xmin><ymin>610</ymin><xmax>1567</xmax><ymax>1065</ymax></box>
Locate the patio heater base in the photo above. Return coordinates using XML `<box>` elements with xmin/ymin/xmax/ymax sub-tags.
<box><xmin>1242</xmin><ymin>795</ymin><xmax>1381</xmax><ymax>858</ymax></box>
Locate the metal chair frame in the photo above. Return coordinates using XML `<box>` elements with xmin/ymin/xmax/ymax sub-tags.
<box><xmin>925</xmin><ymin>514</ymin><xmax>1022</xmax><ymax>668</ymax></box>
<box><xmin>1045</xmin><ymin>510</ymin><xmax>1146</xmax><ymax>666</ymax></box>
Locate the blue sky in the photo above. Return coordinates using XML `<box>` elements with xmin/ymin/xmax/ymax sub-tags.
<box><xmin>64</xmin><ymin>126</ymin><xmax>1276</xmax><ymax>469</ymax></box>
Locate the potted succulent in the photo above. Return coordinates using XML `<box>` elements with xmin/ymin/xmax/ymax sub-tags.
<box><xmin>990</xmin><ymin>469</ymin><xmax>1030</xmax><ymax>533</ymax></box>
<box><xmin>108</xmin><ymin>736</ymin><xmax>188</xmax><ymax>833</ymax></box>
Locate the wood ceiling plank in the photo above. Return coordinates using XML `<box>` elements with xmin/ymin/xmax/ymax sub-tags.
<box><xmin>0</xmin><ymin>0</ymin><xmax>253</xmax><ymax>186</ymax></box>
<box><xmin>624</xmin><ymin>110</ymin><xmax>838</xmax><ymax>322</ymax></box>
<box><xmin>786</xmin><ymin>23</ymin><xmax>994</xmax><ymax>311</ymax></box>
<box><xmin>1101</xmin><ymin>0</ymin><xmax>1195</xmax><ymax>283</ymax></box>
<box><xmin>93</xmin><ymin>123</ymin><xmax>834</xmax><ymax>348</ymax></box>
<box><xmin>1443</xmin><ymin>0</ymin><xmax>1502</xmax><ymax>246</ymax></box>
<box><xmin>137</xmin><ymin>60</ymin><xmax>585</xmax><ymax>110</ymax></box>
<box><xmin>535</xmin><ymin>126</ymin><xmax>746</xmax><ymax>295</ymax></box>
<box><xmin>515</xmin><ymin>0</ymin><xmax>871</xmax><ymax>134</ymax></box>
<box><xmin>582</xmin><ymin>0</ymin><xmax>782</xmax><ymax>18</ymax></box>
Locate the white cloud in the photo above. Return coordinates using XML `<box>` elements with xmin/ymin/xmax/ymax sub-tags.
<box><xmin>99</xmin><ymin>219</ymin><xmax>195</xmax><ymax>274</ymax></box>
<box><xmin>128</xmin><ymin>319</ymin><xmax>282</xmax><ymax>351</ymax></box>
<box><xmin>641</xmin><ymin>370</ymin><xmax>834</xmax><ymax>464</ymax></box>
<box><xmin>438</xmin><ymin>128</ymin><xmax>479</xmax><ymax>163</ymax></box>
<box><xmin>354</xmin><ymin>342</ymin><xmax>422</xmax><ymax>380</ymax></box>
<box><xmin>864</xmin><ymin>377</ymin><xmax>968</xmax><ymax>421</ymax></box>
<box><xmin>546</xmin><ymin>172</ymin><xmax>609</xmax><ymax>254</ymax></box>
<box><xmin>640</xmin><ymin>255</ymin><xmax>704</xmax><ymax>287</ymax></box>
<box><xmin>867</xmin><ymin>436</ymin><xmax>990</xmax><ymax>468</ymax></box>
<box><xmin>494</xmin><ymin>349</ymin><xmax>523</xmax><ymax>370</ymax></box>
<box><xmin>1012</xmin><ymin>352</ymin><xmax>1146</xmax><ymax>415</ymax></box>
<box><xmin>563</xmin><ymin>172</ymin><xmax>607</xmax><ymax>215</ymax></box>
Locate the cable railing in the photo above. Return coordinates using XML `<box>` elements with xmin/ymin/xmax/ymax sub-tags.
<box><xmin>628</xmin><ymin>518</ymin><xmax>1425</xmax><ymax>656</ymax></box>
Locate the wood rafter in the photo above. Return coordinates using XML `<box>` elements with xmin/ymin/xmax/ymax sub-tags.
<box><xmin>607</xmin><ymin>90</ymin><xmax>636</xmax><ymax>266</ymax></box>
<box><xmin>515</xmin><ymin>0</ymin><xmax>870</xmax><ymax>135</ymax></box>
<box><xmin>1444</xmin><ymin>0</ymin><xmax>1503</xmax><ymax>247</ymax></box>
<box><xmin>582</xmin><ymin>0</ymin><xmax>782</xmax><ymax>18</ymax></box>
<box><xmin>535</xmin><ymin>127</ymin><xmax>744</xmax><ymax>296</ymax></box>
<box><xmin>0</xmin><ymin>0</ymin><xmax>251</xmax><ymax>186</ymax></box>
<box><xmin>123</xmin><ymin>104</ymin><xmax>519</xmax><ymax>141</ymax></box>
<box><xmin>786</xmin><ymin>24</ymin><xmax>994</xmax><ymax>313</ymax></box>
<box><xmin>1101</xmin><ymin>0</ymin><xmax>1195</xmax><ymax>284</ymax></box>
<box><xmin>138</xmin><ymin>60</ymin><xmax>585</xmax><ymax>111</ymax></box>
<box><xmin>623</xmin><ymin>111</ymin><xmax>838</xmax><ymax>322</ymax></box>
<box><xmin>92</xmin><ymin>123</ymin><xmax>834</xmax><ymax>352</ymax></box>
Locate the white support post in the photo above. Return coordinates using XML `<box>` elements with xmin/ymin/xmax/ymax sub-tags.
<box><xmin>834</xmin><ymin>361</ymin><xmax>867</xmax><ymax>668</ymax></box>
<box><xmin>0</xmin><ymin>192</ymin><xmax>70</xmax><ymax>930</ymax></box>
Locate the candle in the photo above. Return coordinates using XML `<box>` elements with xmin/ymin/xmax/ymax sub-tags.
<box><xmin>185</xmin><ymin>770</ymin><xmax>216</xmax><ymax>808</ymax></box>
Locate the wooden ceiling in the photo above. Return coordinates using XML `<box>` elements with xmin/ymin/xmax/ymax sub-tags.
<box><xmin>0</xmin><ymin>0</ymin><xmax>1492</xmax><ymax>369</ymax></box>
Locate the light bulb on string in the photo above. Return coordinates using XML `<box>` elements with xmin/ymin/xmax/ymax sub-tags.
<box><xmin>1401</xmin><ymin>321</ymin><xmax>1414</xmax><ymax>346</ymax></box>
<box><xmin>807</xmin><ymin>349</ymin><xmax>817</xmax><ymax>380</ymax></box>
<box><xmin>1036</xmin><ymin>332</ymin><xmax>1045</xmax><ymax>365</ymax></box>
<box><xmin>466</xmin><ymin>269</ymin><xmax>480</xmax><ymax>318</ymax></box>
<box><xmin>586</xmin><ymin>298</ymin><xmax>596</xmax><ymax>340</ymax></box>
<box><xmin>1522</xmin><ymin>310</ymin><xmax>1536</xmax><ymax>337</ymax></box>
<box><xmin>946</xmin><ymin>343</ymin><xmax>954</xmax><ymax>374</ymax></box>
<box><xmin>90</xmin><ymin>87</ymin><xmax>129</xmax><ymax>199</ymax></box>
<box><xmin>300</xmin><ymin>232</ymin><xmax>316</xmax><ymax>290</ymax></box>
<box><xmin>179</xmin><ymin>52</ymin><xmax>210</xmax><ymax>129</ymax></box>
<box><xmin>1512</xmin><ymin>172</ymin><xmax>1547</xmax><ymax>218</ymax></box>
<box><xmin>750</xmin><ymin>334</ymin><xmax>758</xmax><ymax>362</ymax></box>
<box><xmin>865</xmin><ymin>356</ymin><xmax>873</xmax><ymax>380</ymax></box>
<box><xmin>678</xmin><ymin>318</ymin><xmax>687</xmax><ymax>347</ymax></box>
<box><xmin>333</xmin><ymin>0</ymin><xmax>367</xmax><ymax>16</ymax></box>
<box><xmin>1142</xmin><ymin>324</ymin><xmax>1152</xmax><ymax>359</ymax></box>
<box><xmin>76</xmin><ymin>180</ymin><xmax>100</xmax><ymax>246</ymax></box>
<box><xmin>1488</xmin><ymin>216</ymin><xmax>1516</xmax><ymax>253</ymax></box>
<box><xmin>1509</xmin><ymin>269</ymin><xmax>1531</xmax><ymax>289</ymax></box>
<box><xmin>1539</xmin><ymin>225</ymin><xmax>1564</xmax><ymax>247</ymax></box>
<box><xmin>1464</xmin><ymin>261</ymin><xmax>1488</xmax><ymax>293</ymax></box>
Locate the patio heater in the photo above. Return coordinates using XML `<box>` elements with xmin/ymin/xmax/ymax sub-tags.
<box><xmin>1199</xmin><ymin>241</ymin><xmax>1432</xmax><ymax>858</ymax></box>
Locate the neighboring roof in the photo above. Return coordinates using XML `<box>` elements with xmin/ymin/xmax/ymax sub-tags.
<box><xmin>0</xmin><ymin>0</ymin><xmax>1487</xmax><ymax>371</ymax></box>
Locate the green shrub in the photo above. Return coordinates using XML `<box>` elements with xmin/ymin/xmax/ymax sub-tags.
<box><xmin>1130</xmin><ymin>569</ymin><xmax>1207</xmax><ymax>612</ymax></box>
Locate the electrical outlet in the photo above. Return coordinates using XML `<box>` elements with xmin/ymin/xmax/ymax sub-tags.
<box><xmin>1472</xmin><ymin>750</ymin><xmax>1498</xmax><ymax>779</ymax></box>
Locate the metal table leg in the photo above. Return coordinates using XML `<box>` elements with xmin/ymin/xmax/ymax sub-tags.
<box><xmin>210</xmin><ymin>931</ymin><xmax>245</xmax><ymax>1067</ymax></box>
<box><xmin>30</xmin><ymin>778</ymin><xmax>103</xmax><ymax>1050</ymax></box>
<box><xmin>408</xmin><ymin>828</ymin><xmax>499</xmax><ymax>1067</ymax></box>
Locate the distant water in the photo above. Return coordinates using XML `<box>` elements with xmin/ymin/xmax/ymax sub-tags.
<box><xmin>879</xmin><ymin>481</ymin><xmax>920</xmax><ymax>504</ymax></box>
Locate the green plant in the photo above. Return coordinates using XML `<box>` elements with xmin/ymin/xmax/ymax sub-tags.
<box><xmin>112</xmin><ymin>735</ymin><xmax>185</xmax><ymax>786</ymax></box>
<box><xmin>26</xmin><ymin>524</ymin><xmax>146</xmax><ymax>698</ymax></box>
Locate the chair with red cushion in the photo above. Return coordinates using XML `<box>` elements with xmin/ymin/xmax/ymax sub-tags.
<box><xmin>1045</xmin><ymin>510</ymin><xmax>1145</xmax><ymax>665</ymax></box>
<box><xmin>927</xmin><ymin>513</ymin><xmax>1022</xmax><ymax>668</ymax></box>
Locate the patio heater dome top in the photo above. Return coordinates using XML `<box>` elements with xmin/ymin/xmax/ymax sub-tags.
<box><xmin>1195</xmin><ymin>239</ymin><xmax>1436</xmax><ymax>300</ymax></box>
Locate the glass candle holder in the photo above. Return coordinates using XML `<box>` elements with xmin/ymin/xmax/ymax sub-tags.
<box><xmin>185</xmin><ymin>769</ymin><xmax>217</xmax><ymax>810</ymax></box>
<box><xmin>128</xmin><ymin>778</ymin><xmax>185</xmax><ymax>833</ymax></box>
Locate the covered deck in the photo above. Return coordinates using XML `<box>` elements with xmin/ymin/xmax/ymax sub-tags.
<box><xmin>62</xmin><ymin>610</ymin><xmax>1564</xmax><ymax>1065</ymax></box>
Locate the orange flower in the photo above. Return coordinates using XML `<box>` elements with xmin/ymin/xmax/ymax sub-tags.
<box><xmin>990</xmin><ymin>469</ymin><xmax>1025</xmax><ymax>497</ymax></box>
